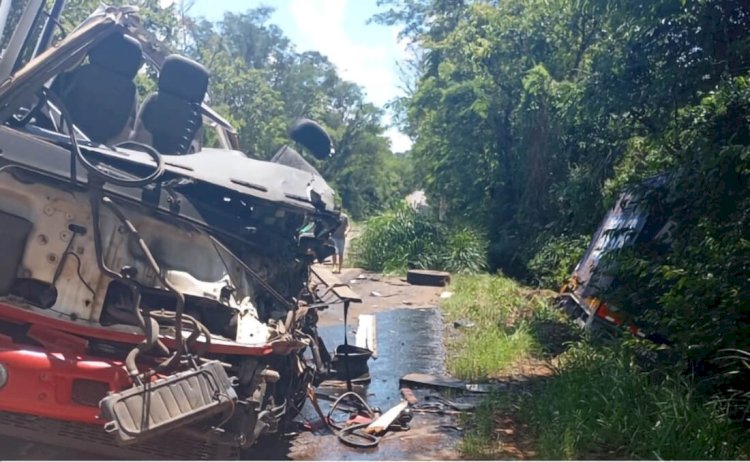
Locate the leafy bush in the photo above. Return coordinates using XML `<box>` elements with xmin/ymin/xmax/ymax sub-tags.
<box><xmin>527</xmin><ymin>233</ymin><xmax>589</xmax><ymax>289</ymax></box>
<box><xmin>529</xmin><ymin>341</ymin><xmax>747</xmax><ymax>460</ymax></box>
<box><xmin>442</xmin><ymin>227</ymin><xmax>488</xmax><ymax>274</ymax></box>
<box><xmin>352</xmin><ymin>202</ymin><xmax>487</xmax><ymax>274</ymax></box>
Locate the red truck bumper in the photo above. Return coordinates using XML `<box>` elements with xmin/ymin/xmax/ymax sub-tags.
<box><xmin>0</xmin><ymin>334</ymin><xmax>131</xmax><ymax>425</ymax></box>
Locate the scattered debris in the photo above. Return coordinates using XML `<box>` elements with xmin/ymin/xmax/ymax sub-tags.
<box><xmin>318</xmin><ymin>391</ymin><xmax>411</xmax><ymax>449</ymax></box>
<box><xmin>356</xmin><ymin>273</ymin><xmax>381</xmax><ymax>282</ymax></box>
<box><xmin>331</xmin><ymin>345</ymin><xmax>373</xmax><ymax>383</ymax></box>
<box><xmin>371</xmin><ymin>291</ymin><xmax>383</xmax><ymax>297</ymax></box>
<box><xmin>452</xmin><ymin>319</ymin><xmax>476</xmax><ymax>329</ymax></box>
<box><xmin>400</xmin><ymin>387</ymin><xmax>419</xmax><ymax>405</ymax></box>
<box><xmin>425</xmin><ymin>395</ymin><xmax>477</xmax><ymax>411</ymax></box>
<box><xmin>465</xmin><ymin>383</ymin><xmax>502</xmax><ymax>393</ymax></box>
<box><xmin>406</xmin><ymin>269</ymin><xmax>451</xmax><ymax>287</ymax></box>
<box><xmin>364</xmin><ymin>401</ymin><xmax>410</xmax><ymax>436</ymax></box>
<box><xmin>440</xmin><ymin>291</ymin><xmax>454</xmax><ymax>299</ymax></box>
<box><xmin>439</xmin><ymin>425</ymin><xmax>463</xmax><ymax>432</ymax></box>
<box><xmin>355</xmin><ymin>314</ymin><xmax>378</xmax><ymax>358</ymax></box>
<box><xmin>400</xmin><ymin>373</ymin><xmax>504</xmax><ymax>393</ymax></box>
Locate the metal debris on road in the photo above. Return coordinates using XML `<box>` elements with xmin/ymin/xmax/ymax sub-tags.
<box><xmin>400</xmin><ymin>372</ymin><xmax>504</xmax><ymax>393</ymax></box>
<box><xmin>400</xmin><ymin>387</ymin><xmax>419</xmax><ymax>405</ymax></box>
<box><xmin>406</xmin><ymin>269</ymin><xmax>451</xmax><ymax>286</ymax></box>
<box><xmin>364</xmin><ymin>401</ymin><xmax>409</xmax><ymax>436</ymax></box>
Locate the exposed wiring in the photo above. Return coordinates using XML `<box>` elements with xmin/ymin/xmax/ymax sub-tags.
<box><xmin>42</xmin><ymin>9</ymin><xmax>68</xmax><ymax>37</ymax></box>
<box><xmin>97</xmin><ymin>194</ymin><xmax>186</xmax><ymax>378</ymax></box>
<box><xmin>61</xmin><ymin>251</ymin><xmax>97</xmax><ymax>297</ymax></box>
<box><xmin>325</xmin><ymin>391</ymin><xmax>381</xmax><ymax>449</ymax></box>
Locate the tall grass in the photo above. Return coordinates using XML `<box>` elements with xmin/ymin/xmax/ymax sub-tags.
<box><xmin>528</xmin><ymin>341</ymin><xmax>748</xmax><ymax>460</ymax></box>
<box><xmin>351</xmin><ymin>202</ymin><xmax>487</xmax><ymax>274</ymax></box>
<box><xmin>441</xmin><ymin>274</ymin><xmax>748</xmax><ymax>460</ymax></box>
<box><xmin>441</xmin><ymin>274</ymin><xmax>552</xmax><ymax>381</ymax></box>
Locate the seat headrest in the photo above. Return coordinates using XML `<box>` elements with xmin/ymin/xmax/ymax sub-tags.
<box><xmin>88</xmin><ymin>33</ymin><xmax>143</xmax><ymax>79</ymax></box>
<box><xmin>159</xmin><ymin>55</ymin><xmax>209</xmax><ymax>103</ymax></box>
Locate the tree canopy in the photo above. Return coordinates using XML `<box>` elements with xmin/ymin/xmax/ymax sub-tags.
<box><xmin>377</xmin><ymin>0</ymin><xmax>750</xmax><ymax>413</ymax></box>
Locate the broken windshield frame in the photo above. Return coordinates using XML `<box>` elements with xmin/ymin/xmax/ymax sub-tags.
<box><xmin>0</xmin><ymin>5</ymin><xmax>240</xmax><ymax>152</ymax></box>
<box><xmin>0</xmin><ymin>9</ymin><xmax>121</xmax><ymax>122</ymax></box>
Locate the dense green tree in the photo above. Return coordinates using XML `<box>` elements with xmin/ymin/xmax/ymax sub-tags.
<box><xmin>378</xmin><ymin>0</ymin><xmax>750</xmax><ymax>413</ymax></box>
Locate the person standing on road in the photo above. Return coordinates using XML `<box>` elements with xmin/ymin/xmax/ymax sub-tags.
<box><xmin>331</xmin><ymin>212</ymin><xmax>349</xmax><ymax>274</ymax></box>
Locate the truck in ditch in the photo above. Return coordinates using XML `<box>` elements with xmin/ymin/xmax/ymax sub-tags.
<box><xmin>0</xmin><ymin>2</ymin><xmax>358</xmax><ymax>459</ymax></box>
<box><xmin>556</xmin><ymin>175</ymin><xmax>674</xmax><ymax>342</ymax></box>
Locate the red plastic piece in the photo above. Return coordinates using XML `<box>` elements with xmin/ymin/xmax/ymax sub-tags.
<box><xmin>0</xmin><ymin>336</ymin><xmax>131</xmax><ymax>424</ymax></box>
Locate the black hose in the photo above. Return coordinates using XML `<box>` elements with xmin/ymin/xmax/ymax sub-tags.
<box><xmin>149</xmin><ymin>310</ymin><xmax>212</xmax><ymax>357</ymax></box>
<box><xmin>336</xmin><ymin>422</ymin><xmax>380</xmax><ymax>448</ymax></box>
<box><xmin>325</xmin><ymin>391</ymin><xmax>382</xmax><ymax>448</ymax></box>
<box><xmin>326</xmin><ymin>391</ymin><xmax>375</xmax><ymax>428</ymax></box>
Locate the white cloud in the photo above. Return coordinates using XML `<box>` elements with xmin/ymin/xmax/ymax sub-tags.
<box><xmin>385</xmin><ymin>126</ymin><xmax>412</xmax><ymax>153</ymax></box>
<box><xmin>289</xmin><ymin>0</ymin><xmax>412</xmax><ymax>151</ymax></box>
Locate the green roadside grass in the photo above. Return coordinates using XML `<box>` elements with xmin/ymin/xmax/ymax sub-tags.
<box><xmin>441</xmin><ymin>274</ymin><xmax>749</xmax><ymax>460</ymax></box>
<box><xmin>441</xmin><ymin>274</ymin><xmax>551</xmax><ymax>380</ymax></box>
<box><xmin>528</xmin><ymin>341</ymin><xmax>747</xmax><ymax>460</ymax></box>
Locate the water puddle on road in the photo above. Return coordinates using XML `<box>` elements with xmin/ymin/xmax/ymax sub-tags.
<box><xmin>245</xmin><ymin>307</ymin><xmax>463</xmax><ymax>460</ymax></box>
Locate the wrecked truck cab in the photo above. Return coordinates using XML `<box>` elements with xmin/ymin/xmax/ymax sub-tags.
<box><xmin>556</xmin><ymin>175</ymin><xmax>674</xmax><ymax>342</ymax></box>
<box><xmin>0</xmin><ymin>4</ymin><xmax>354</xmax><ymax>458</ymax></box>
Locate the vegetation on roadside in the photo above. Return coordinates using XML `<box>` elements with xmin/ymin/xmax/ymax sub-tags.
<box><xmin>440</xmin><ymin>274</ymin><xmax>551</xmax><ymax>379</ymax></box>
<box><xmin>351</xmin><ymin>203</ymin><xmax>487</xmax><ymax>274</ymax></box>
<box><xmin>529</xmin><ymin>341</ymin><xmax>748</xmax><ymax>460</ymax></box>
<box><xmin>526</xmin><ymin>233</ymin><xmax>589</xmax><ymax>289</ymax></box>
<box><xmin>441</xmin><ymin>274</ymin><xmax>749</xmax><ymax>460</ymax></box>
<box><xmin>376</xmin><ymin>0</ymin><xmax>750</xmax><ymax>456</ymax></box>
<box><xmin>378</xmin><ymin>0</ymin><xmax>750</xmax><ymax>403</ymax></box>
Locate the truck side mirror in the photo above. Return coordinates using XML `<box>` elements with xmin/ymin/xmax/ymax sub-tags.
<box><xmin>289</xmin><ymin>118</ymin><xmax>333</xmax><ymax>160</ymax></box>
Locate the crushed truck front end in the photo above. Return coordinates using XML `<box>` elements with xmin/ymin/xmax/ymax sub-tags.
<box><xmin>0</xmin><ymin>4</ymin><xmax>354</xmax><ymax>458</ymax></box>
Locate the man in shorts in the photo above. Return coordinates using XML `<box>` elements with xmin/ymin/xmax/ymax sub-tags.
<box><xmin>331</xmin><ymin>212</ymin><xmax>349</xmax><ymax>274</ymax></box>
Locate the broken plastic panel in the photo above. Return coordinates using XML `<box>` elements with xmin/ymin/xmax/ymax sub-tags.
<box><xmin>99</xmin><ymin>361</ymin><xmax>236</xmax><ymax>445</ymax></box>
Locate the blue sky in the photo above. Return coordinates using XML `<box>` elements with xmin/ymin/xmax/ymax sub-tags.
<box><xmin>188</xmin><ymin>0</ymin><xmax>412</xmax><ymax>152</ymax></box>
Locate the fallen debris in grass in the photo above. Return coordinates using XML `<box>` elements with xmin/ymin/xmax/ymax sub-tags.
<box><xmin>453</xmin><ymin>319</ymin><xmax>475</xmax><ymax>329</ymax></box>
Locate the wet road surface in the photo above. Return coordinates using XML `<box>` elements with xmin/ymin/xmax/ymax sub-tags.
<box><xmin>245</xmin><ymin>307</ymin><xmax>463</xmax><ymax>460</ymax></box>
